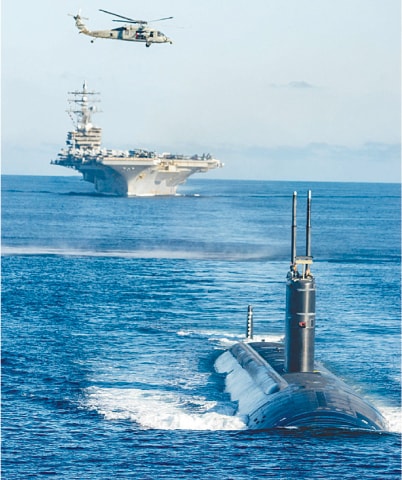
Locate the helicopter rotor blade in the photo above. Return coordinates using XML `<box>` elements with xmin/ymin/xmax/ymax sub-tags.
<box><xmin>148</xmin><ymin>16</ymin><xmax>174</xmax><ymax>23</ymax></box>
<box><xmin>99</xmin><ymin>9</ymin><xmax>143</xmax><ymax>23</ymax></box>
<box><xmin>112</xmin><ymin>19</ymin><xmax>147</xmax><ymax>25</ymax></box>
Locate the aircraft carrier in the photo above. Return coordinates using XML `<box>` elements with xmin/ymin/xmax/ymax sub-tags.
<box><xmin>215</xmin><ymin>191</ymin><xmax>387</xmax><ymax>431</ymax></box>
<box><xmin>51</xmin><ymin>82</ymin><xmax>222</xmax><ymax>196</ymax></box>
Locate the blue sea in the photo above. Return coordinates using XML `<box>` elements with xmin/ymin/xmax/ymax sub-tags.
<box><xmin>2</xmin><ymin>175</ymin><xmax>401</xmax><ymax>479</ymax></box>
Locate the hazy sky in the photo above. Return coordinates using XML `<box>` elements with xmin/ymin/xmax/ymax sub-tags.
<box><xmin>2</xmin><ymin>0</ymin><xmax>401</xmax><ymax>181</ymax></box>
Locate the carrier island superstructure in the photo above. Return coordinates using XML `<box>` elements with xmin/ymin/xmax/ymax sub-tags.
<box><xmin>51</xmin><ymin>82</ymin><xmax>222</xmax><ymax>196</ymax></box>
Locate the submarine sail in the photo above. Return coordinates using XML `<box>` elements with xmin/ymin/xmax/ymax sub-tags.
<box><xmin>215</xmin><ymin>191</ymin><xmax>387</xmax><ymax>431</ymax></box>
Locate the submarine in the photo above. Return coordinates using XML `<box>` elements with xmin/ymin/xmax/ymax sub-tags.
<box><xmin>215</xmin><ymin>191</ymin><xmax>387</xmax><ymax>431</ymax></box>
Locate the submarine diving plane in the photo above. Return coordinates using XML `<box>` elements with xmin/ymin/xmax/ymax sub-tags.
<box><xmin>215</xmin><ymin>191</ymin><xmax>387</xmax><ymax>431</ymax></box>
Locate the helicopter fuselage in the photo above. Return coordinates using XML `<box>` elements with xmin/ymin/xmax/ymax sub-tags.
<box><xmin>86</xmin><ymin>26</ymin><xmax>171</xmax><ymax>45</ymax></box>
<box><xmin>73</xmin><ymin>15</ymin><xmax>172</xmax><ymax>47</ymax></box>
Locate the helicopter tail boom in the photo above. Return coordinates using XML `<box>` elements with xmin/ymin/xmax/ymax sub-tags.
<box><xmin>73</xmin><ymin>14</ymin><xmax>91</xmax><ymax>35</ymax></box>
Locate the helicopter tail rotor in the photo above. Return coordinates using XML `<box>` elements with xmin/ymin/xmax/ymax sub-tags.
<box><xmin>68</xmin><ymin>11</ymin><xmax>89</xmax><ymax>21</ymax></box>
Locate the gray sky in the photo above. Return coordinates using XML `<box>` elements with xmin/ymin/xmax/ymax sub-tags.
<box><xmin>2</xmin><ymin>0</ymin><xmax>401</xmax><ymax>181</ymax></box>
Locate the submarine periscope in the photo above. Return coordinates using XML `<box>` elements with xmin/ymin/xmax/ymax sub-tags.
<box><xmin>215</xmin><ymin>191</ymin><xmax>387</xmax><ymax>431</ymax></box>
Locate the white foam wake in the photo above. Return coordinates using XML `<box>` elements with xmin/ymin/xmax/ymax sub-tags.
<box><xmin>377</xmin><ymin>405</ymin><xmax>402</xmax><ymax>434</ymax></box>
<box><xmin>215</xmin><ymin>350</ymin><xmax>270</xmax><ymax>416</ymax></box>
<box><xmin>177</xmin><ymin>328</ymin><xmax>283</xmax><ymax>349</ymax></box>
<box><xmin>2</xmin><ymin>246</ymin><xmax>208</xmax><ymax>259</ymax></box>
<box><xmin>1</xmin><ymin>245</ymin><xmax>271</xmax><ymax>261</ymax></box>
<box><xmin>84</xmin><ymin>386</ymin><xmax>246</xmax><ymax>431</ymax></box>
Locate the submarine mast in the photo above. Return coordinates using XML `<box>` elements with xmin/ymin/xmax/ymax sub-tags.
<box><xmin>284</xmin><ymin>190</ymin><xmax>316</xmax><ymax>373</ymax></box>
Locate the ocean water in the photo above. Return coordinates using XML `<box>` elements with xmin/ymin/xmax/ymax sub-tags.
<box><xmin>2</xmin><ymin>175</ymin><xmax>401</xmax><ymax>479</ymax></box>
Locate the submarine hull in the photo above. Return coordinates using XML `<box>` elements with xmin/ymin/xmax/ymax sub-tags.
<box><xmin>215</xmin><ymin>341</ymin><xmax>387</xmax><ymax>431</ymax></box>
<box><xmin>215</xmin><ymin>191</ymin><xmax>387</xmax><ymax>432</ymax></box>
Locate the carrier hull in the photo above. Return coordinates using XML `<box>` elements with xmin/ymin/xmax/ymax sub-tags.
<box><xmin>54</xmin><ymin>152</ymin><xmax>221</xmax><ymax>196</ymax></box>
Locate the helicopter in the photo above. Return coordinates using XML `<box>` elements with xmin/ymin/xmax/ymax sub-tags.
<box><xmin>72</xmin><ymin>9</ymin><xmax>173</xmax><ymax>47</ymax></box>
